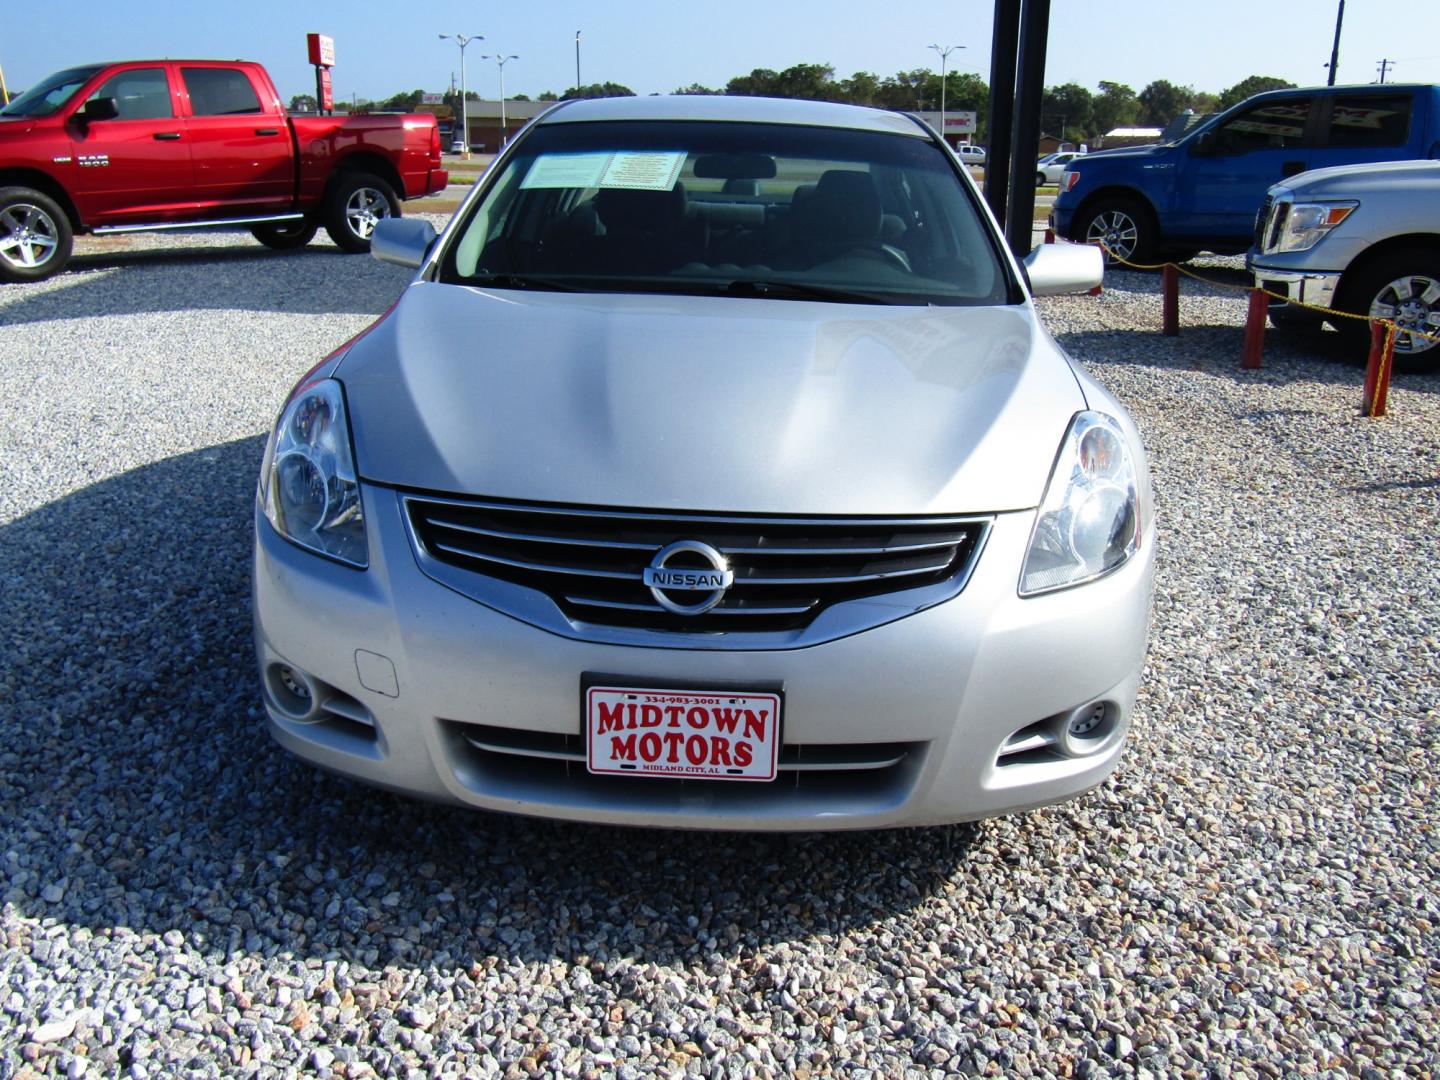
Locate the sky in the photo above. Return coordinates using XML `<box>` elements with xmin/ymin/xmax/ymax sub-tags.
<box><xmin>4</xmin><ymin>0</ymin><xmax>1437</xmax><ymax>107</ymax></box>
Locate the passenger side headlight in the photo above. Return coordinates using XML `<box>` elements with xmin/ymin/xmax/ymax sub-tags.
<box><xmin>259</xmin><ymin>378</ymin><xmax>368</xmax><ymax>568</ymax></box>
<box><xmin>1020</xmin><ymin>412</ymin><xmax>1139</xmax><ymax>596</ymax></box>
<box><xmin>1272</xmin><ymin>200</ymin><xmax>1357</xmax><ymax>253</ymax></box>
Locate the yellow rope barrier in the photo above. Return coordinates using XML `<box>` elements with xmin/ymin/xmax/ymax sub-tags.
<box><xmin>1095</xmin><ymin>244</ymin><xmax>1440</xmax><ymax>347</ymax></box>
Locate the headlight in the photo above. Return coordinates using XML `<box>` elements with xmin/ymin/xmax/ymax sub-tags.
<box><xmin>1020</xmin><ymin>412</ymin><xmax>1140</xmax><ymax>596</ymax></box>
<box><xmin>259</xmin><ymin>378</ymin><xmax>367</xmax><ymax>568</ymax></box>
<box><xmin>1271</xmin><ymin>200</ymin><xmax>1357</xmax><ymax>253</ymax></box>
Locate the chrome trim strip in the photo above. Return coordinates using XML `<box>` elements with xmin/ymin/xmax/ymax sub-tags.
<box><xmin>564</xmin><ymin>594</ymin><xmax>818</xmax><ymax>616</ymax></box>
<box><xmin>423</xmin><ymin>513</ymin><xmax>962</xmax><ymax>557</ymax></box>
<box><xmin>405</xmin><ymin>492</ymin><xmax>980</xmax><ymax>529</ymax></box>
<box><xmin>999</xmin><ymin>731</ymin><xmax>1057</xmax><ymax>756</ymax></box>
<box><xmin>463</xmin><ymin>734</ymin><xmax>907</xmax><ymax>772</ymax></box>
<box><xmin>423</xmin><ymin>516</ymin><xmax>656</xmax><ymax>551</ymax></box>
<box><xmin>430</xmin><ymin>542</ymin><xmax>639</xmax><ymax>580</ymax></box>
<box><xmin>320</xmin><ymin>695</ymin><xmax>374</xmax><ymax>726</ymax></box>
<box><xmin>92</xmin><ymin>212</ymin><xmax>306</xmax><ymax>235</ymax></box>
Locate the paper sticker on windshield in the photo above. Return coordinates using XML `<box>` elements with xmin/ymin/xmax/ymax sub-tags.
<box><xmin>521</xmin><ymin>150</ymin><xmax>686</xmax><ymax>191</ymax></box>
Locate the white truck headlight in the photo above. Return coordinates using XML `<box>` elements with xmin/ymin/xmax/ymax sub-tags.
<box><xmin>259</xmin><ymin>378</ymin><xmax>368</xmax><ymax>568</ymax></box>
<box><xmin>1020</xmin><ymin>412</ymin><xmax>1140</xmax><ymax>596</ymax></box>
<box><xmin>1272</xmin><ymin>200</ymin><xmax>1357</xmax><ymax>253</ymax></box>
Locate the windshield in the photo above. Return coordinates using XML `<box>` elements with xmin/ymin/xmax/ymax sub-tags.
<box><xmin>0</xmin><ymin>65</ymin><xmax>104</xmax><ymax>118</ymax></box>
<box><xmin>441</xmin><ymin>119</ymin><xmax>1014</xmax><ymax>306</ymax></box>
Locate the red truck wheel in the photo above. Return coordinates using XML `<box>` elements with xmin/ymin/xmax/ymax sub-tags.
<box><xmin>324</xmin><ymin>172</ymin><xmax>399</xmax><ymax>253</ymax></box>
<box><xmin>0</xmin><ymin>187</ymin><xmax>73</xmax><ymax>283</ymax></box>
<box><xmin>251</xmin><ymin>220</ymin><xmax>318</xmax><ymax>251</ymax></box>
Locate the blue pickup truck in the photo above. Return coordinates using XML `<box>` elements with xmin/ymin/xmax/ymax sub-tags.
<box><xmin>1052</xmin><ymin>84</ymin><xmax>1440</xmax><ymax>263</ymax></box>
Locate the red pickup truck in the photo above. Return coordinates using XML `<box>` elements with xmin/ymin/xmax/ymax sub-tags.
<box><xmin>0</xmin><ymin>59</ymin><xmax>449</xmax><ymax>282</ymax></box>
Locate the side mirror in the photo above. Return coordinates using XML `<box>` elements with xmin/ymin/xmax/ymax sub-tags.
<box><xmin>82</xmin><ymin>97</ymin><xmax>119</xmax><ymax>123</ymax></box>
<box><xmin>1023</xmin><ymin>242</ymin><xmax>1103</xmax><ymax>297</ymax></box>
<box><xmin>371</xmin><ymin>217</ymin><xmax>438</xmax><ymax>269</ymax></box>
<box><xmin>1190</xmin><ymin>130</ymin><xmax>1217</xmax><ymax>157</ymax></box>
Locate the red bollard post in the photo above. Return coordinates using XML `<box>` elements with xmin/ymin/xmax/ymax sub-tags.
<box><xmin>1241</xmin><ymin>288</ymin><xmax>1267</xmax><ymax>369</ymax></box>
<box><xmin>1043</xmin><ymin>227</ymin><xmax>1055</xmax><ymax>244</ymax></box>
<box><xmin>1362</xmin><ymin>321</ymin><xmax>1395</xmax><ymax>418</ymax></box>
<box><xmin>1162</xmin><ymin>264</ymin><xmax>1179</xmax><ymax>337</ymax></box>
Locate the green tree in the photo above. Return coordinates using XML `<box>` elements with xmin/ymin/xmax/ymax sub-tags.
<box><xmin>872</xmin><ymin>69</ymin><xmax>932</xmax><ymax>111</ymax></box>
<box><xmin>673</xmin><ymin>83</ymin><xmax>721</xmax><ymax>95</ymax></box>
<box><xmin>289</xmin><ymin>93</ymin><xmax>318</xmax><ymax>113</ymax></box>
<box><xmin>726</xmin><ymin>68</ymin><xmax>781</xmax><ymax>96</ymax></box>
<box><xmin>837</xmin><ymin>70</ymin><xmax>881</xmax><ymax>105</ymax></box>
<box><xmin>1218</xmin><ymin>75</ymin><xmax>1296</xmax><ymax>110</ymax></box>
<box><xmin>560</xmin><ymin>82</ymin><xmax>635</xmax><ymax>100</ymax></box>
<box><xmin>1042</xmin><ymin>82</ymin><xmax>1093</xmax><ymax>140</ymax></box>
<box><xmin>1137</xmin><ymin>80</ymin><xmax>1193</xmax><ymax>127</ymax></box>
<box><xmin>1091</xmin><ymin>81</ymin><xmax>1138</xmax><ymax>136</ymax></box>
<box><xmin>537</xmin><ymin>90</ymin><xmax>558</xmax><ymax>101</ymax></box>
<box><xmin>379</xmin><ymin>88</ymin><xmax>424</xmax><ymax>111</ymax></box>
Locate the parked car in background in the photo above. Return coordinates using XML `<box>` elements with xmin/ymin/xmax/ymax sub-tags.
<box><xmin>253</xmin><ymin>94</ymin><xmax>1154</xmax><ymax>831</ymax></box>
<box><xmin>1249</xmin><ymin>159</ymin><xmax>1440</xmax><ymax>371</ymax></box>
<box><xmin>449</xmin><ymin>140</ymin><xmax>468</xmax><ymax>154</ymax></box>
<box><xmin>1036</xmin><ymin>150</ymin><xmax>1084</xmax><ymax>185</ymax></box>
<box><xmin>956</xmin><ymin>143</ymin><xmax>987</xmax><ymax>167</ymax></box>
<box><xmin>1054</xmin><ymin>83</ymin><xmax>1440</xmax><ymax>262</ymax></box>
<box><xmin>0</xmin><ymin>59</ymin><xmax>448</xmax><ymax>282</ymax></box>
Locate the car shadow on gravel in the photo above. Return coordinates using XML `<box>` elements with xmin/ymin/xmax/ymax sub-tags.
<box><xmin>0</xmin><ymin>437</ymin><xmax>978</xmax><ymax>972</ymax></box>
<box><xmin>0</xmin><ymin>245</ymin><xmax>411</xmax><ymax>326</ymax></box>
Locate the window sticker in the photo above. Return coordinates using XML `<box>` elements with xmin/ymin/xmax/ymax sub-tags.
<box><xmin>521</xmin><ymin>150</ymin><xmax>687</xmax><ymax>191</ymax></box>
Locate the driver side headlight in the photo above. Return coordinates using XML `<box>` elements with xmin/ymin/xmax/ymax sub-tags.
<box><xmin>258</xmin><ymin>378</ymin><xmax>368</xmax><ymax>568</ymax></box>
<box><xmin>1020</xmin><ymin>412</ymin><xmax>1140</xmax><ymax>596</ymax></box>
<box><xmin>1272</xmin><ymin>200</ymin><xmax>1357</xmax><ymax>253</ymax></box>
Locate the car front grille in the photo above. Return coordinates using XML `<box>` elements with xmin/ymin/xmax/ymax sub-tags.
<box><xmin>403</xmin><ymin>494</ymin><xmax>989</xmax><ymax>635</ymax></box>
<box><xmin>1254</xmin><ymin>194</ymin><xmax>1273</xmax><ymax>250</ymax></box>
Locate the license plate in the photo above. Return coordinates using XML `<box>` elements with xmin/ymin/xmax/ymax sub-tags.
<box><xmin>585</xmin><ymin>686</ymin><xmax>781</xmax><ymax>781</ymax></box>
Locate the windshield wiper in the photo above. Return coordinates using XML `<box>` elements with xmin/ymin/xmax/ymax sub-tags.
<box><xmin>721</xmin><ymin>279</ymin><xmax>904</xmax><ymax>305</ymax></box>
<box><xmin>467</xmin><ymin>273</ymin><xmax>589</xmax><ymax>292</ymax></box>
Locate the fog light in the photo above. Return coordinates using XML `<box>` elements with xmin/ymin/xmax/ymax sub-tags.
<box><xmin>1059</xmin><ymin>701</ymin><xmax>1115</xmax><ymax>756</ymax></box>
<box><xmin>266</xmin><ymin>662</ymin><xmax>320</xmax><ymax>721</ymax></box>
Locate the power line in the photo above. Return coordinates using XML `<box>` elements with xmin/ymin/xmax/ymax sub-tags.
<box><xmin>1375</xmin><ymin>58</ymin><xmax>1395</xmax><ymax>83</ymax></box>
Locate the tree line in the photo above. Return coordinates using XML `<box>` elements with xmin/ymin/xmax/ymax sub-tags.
<box><xmin>293</xmin><ymin>67</ymin><xmax>1296</xmax><ymax>143</ymax></box>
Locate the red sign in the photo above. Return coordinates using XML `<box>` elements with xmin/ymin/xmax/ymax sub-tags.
<box><xmin>317</xmin><ymin>68</ymin><xmax>334</xmax><ymax>111</ymax></box>
<box><xmin>585</xmin><ymin>687</ymin><xmax>781</xmax><ymax>781</ymax></box>
<box><xmin>307</xmin><ymin>33</ymin><xmax>335</xmax><ymax>68</ymax></box>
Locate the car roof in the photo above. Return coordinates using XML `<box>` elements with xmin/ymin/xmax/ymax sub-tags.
<box><xmin>536</xmin><ymin>94</ymin><xmax>930</xmax><ymax>138</ymax></box>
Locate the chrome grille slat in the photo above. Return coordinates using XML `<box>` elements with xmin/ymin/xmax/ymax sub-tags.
<box><xmin>564</xmin><ymin>595</ymin><xmax>819</xmax><ymax>616</ymax></box>
<box><xmin>461</xmin><ymin>728</ymin><xmax>913</xmax><ymax>772</ymax></box>
<box><xmin>406</xmin><ymin>494</ymin><xmax>990</xmax><ymax>634</ymax></box>
<box><xmin>430</xmin><ymin>542</ymin><xmax>641</xmax><ymax>580</ymax></box>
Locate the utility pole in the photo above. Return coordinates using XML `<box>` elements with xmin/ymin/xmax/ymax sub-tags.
<box><xmin>1326</xmin><ymin>0</ymin><xmax>1344</xmax><ymax>86</ymax></box>
<box><xmin>1375</xmin><ymin>58</ymin><xmax>1394</xmax><ymax>83</ymax></box>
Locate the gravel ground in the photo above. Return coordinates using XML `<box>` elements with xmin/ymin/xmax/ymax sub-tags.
<box><xmin>2</xmin><ymin>232</ymin><xmax>1438</xmax><ymax>1078</ymax></box>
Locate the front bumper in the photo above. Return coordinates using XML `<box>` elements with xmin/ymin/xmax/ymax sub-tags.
<box><xmin>253</xmin><ymin>484</ymin><xmax>1156</xmax><ymax>831</ymax></box>
<box><xmin>1248</xmin><ymin>256</ymin><xmax>1342</xmax><ymax>313</ymax></box>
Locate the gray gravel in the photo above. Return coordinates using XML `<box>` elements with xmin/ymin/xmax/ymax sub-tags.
<box><xmin>2</xmin><ymin>235</ymin><xmax>1439</xmax><ymax>1078</ymax></box>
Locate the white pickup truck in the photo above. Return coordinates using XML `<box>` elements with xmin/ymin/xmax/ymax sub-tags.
<box><xmin>1248</xmin><ymin>160</ymin><xmax>1440</xmax><ymax>372</ymax></box>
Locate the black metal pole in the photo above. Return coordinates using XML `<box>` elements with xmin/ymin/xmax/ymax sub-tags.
<box><xmin>1005</xmin><ymin>0</ymin><xmax>1051</xmax><ymax>257</ymax></box>
<box><xmin>984</xmin><ymin>0</ymin><xmax>1021</xmax><ymax>227</ymax></box>
<box><xmin>1327</xmin><ymin>0</ymin><xmax>1344</xmax><ymax>86</ymax></box>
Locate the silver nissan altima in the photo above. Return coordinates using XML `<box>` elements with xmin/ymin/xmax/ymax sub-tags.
<box><xmin>252</xmin><ymin>95</ymin><xmax>1155</xmax><ymax>830</ymax></box>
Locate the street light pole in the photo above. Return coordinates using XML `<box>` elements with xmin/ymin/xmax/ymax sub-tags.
<box><xmin>483</xmin><ymin>55</ymin><xmax>519</xmax><ymax>147</ymax></box>
<box><xmin>440</xmin><ymin>32</ymin><xmax>483</xmax><ymax>159</ymax></box>
<box><xmin>575</xmin><ymin>31</ymin><xmax>582</xmax><ymax>94</ymax></box>
<box><xmin>928</xmin><ymin>44</ymin><xmax>965</xmax><ymax>146</ymax></box>
<box><xmin>1327</xmin><ymin>0</ymin><xmax>1345</xmax><ymax>86</ymax></box>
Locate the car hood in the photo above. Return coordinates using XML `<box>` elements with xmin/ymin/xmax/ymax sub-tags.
<box><xmin>1283</xmin><ymin>157</ymin><xmax>1440</xmax><ymax>196</ymax></box>
<box><xmin>336</xmin><ymin>283</ymin><xmax>1085</xmax><ymax>515</ymax></box>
